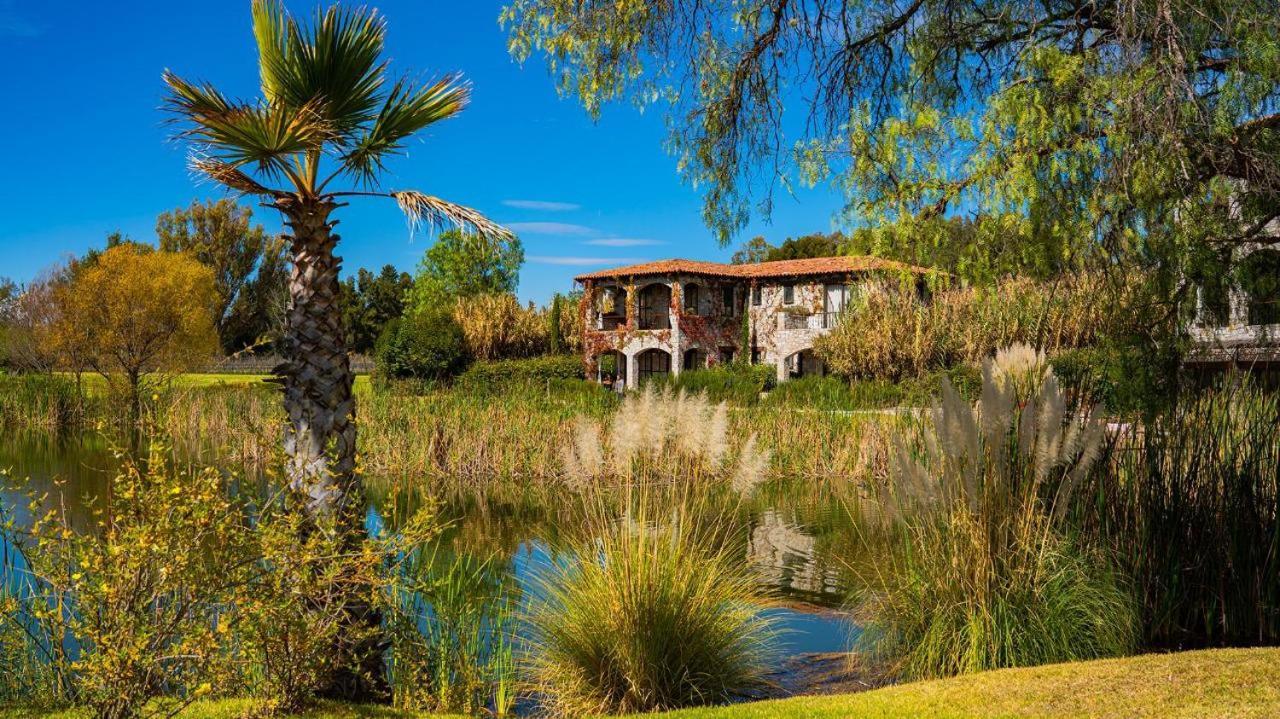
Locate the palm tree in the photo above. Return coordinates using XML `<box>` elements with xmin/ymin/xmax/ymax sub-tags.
<box><xmin>164</xmin><ymin>0</ymin><xmax>508</xmax><ymax>517</ymax></box>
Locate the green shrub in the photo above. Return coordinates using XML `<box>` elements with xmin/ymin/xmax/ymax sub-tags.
<box><xmin>0</xmin><ymin>446</ymin><xmax>255</xmax><ymax>717</ymax></box>
<box><xmin>374</xmin><ymin>309</ymin><xmax>469</xmax><ymax>384</ymax></box>
<box><xmin>524</xmin><ymin>508</ymin><xmax>775</xmax><ymax>716</ymax></box>
<box><xmin>851</xmin><ymin>349</ymin><xmax>1137</xmax><ymax>678</ymax></box>
<box><xmin>664</xmin><ymin>363</ymin><xmax>774</xmax><ymax>405</ymax></box>
<box><xmin>764</xmin><ymin>365</ymin><xmax>981</xmax><ymax>411</ymax></box>
<box><xmin>1050</xmin><ymin>344</ymin><xmax>1175</xmax><ymax>416</ymax></box>
<box><xmin>456</xmin><ymin>354</ymin><xmax>584</xmax><ymax>389</ymax></box>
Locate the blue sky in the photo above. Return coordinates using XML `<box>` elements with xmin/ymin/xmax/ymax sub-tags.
<box><xmin>0</xmin><ymin>0</ymin><xmax>844</xmax><ymax>303</ymax></box>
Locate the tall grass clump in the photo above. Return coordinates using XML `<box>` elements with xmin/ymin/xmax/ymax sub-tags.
<box><xmin>851</xmin><ymin>344</ymin><xmax>1136</xmax><ymax>678</ymax></box>
<box><xmin>524</xmin><ymin>503</ymin><xmax>775</xmax><ymax>716</ymax></box>
<box><xmin>385</xmin><ymin>548</ymin><xmax>516</xmax><ymax>716</ymax></box>
<box><xmin>0</xmin><ymin>373</ymin><xmax>84</xmax><ymax>431</ymax></box>
<box><xmin>1092</xmin><ymin>376</ymin><xmax>1280</xmax><ymax>647</ymax></box>
<box><xmin>558</xmin><ymin>384</ymin><xmax>771</xmax><ymax>496</ymax></box>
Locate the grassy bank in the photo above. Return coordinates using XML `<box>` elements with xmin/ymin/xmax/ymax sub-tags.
<box><xmin>6</xmin><ymin>648</ymin><xmax>1276</xmax><ymax>718</ymax></box>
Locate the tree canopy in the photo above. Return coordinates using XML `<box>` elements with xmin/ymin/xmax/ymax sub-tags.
<box><xmin>409</xmin><ymin>229</ymin><xmax>524</xmax><ymax>310</ymax></box>
<box><xmin>156</xmin><ymin>199</ymin><xmax>286</xmax><ymax>352</ymax></box>
<box><xmin>339</xmin><ymin>264</ymin><xmax>413</xmax><ymax>353</ymax></box>
<box><xmin>504</xmin><ymin>0</ymin><xmax>1280</xmax><ymax>293</ymax></box>
<box><xmin>51</xmin><ymin>245</ymin><xmax>217</xmax><ymax>408</ymax></box>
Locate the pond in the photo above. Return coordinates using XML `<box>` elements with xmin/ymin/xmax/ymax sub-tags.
<box><xmin>0</xmin><ymin>427</ymin><xmax>862</xmax><ymax>695</ymax></box>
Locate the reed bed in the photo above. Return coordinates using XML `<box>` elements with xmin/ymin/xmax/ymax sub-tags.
<box><xmin>0</xmin><ymin>374</ymin><xmax>87</xmax><ymax>431</ymax></box>
<box><xmin>156</xmin><ymin>380</ymin><xmax>905</xmax><ymax>492</ymax></box>
<box><xmin>1084</xmin><ymin>377</ymin><xmax>1280</xmax><ymax>647</ymax></box>
<box><xmin>816</xmin><ymin>274</ymin><xmax>1145</xmax><ymax>380</ymax></box>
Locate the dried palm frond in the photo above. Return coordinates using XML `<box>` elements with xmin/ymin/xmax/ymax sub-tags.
<box><xmin>189</xmin><ymin>156</ymin><xmax>274</xmax><ymax>196</ymax></box>
<box><xmin>392</xmin><ymin>190</ymin><xmax>512</xmax><ymax>240</ymax></box>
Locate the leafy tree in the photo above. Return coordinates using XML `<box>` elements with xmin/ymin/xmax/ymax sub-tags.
<box><xmin>156</xmin><ymin>199</ymin><xmax>286</xmax><ymax>352</ymax></box>
<box><xmin>548</xmin><ymin>293</ymin><xmax>564</xmax><ymax>354</ymax></box>
<box><xmin>504</xmin><ymin>0</ymin><xmax>1280</xmax><ymax>316</ymax></box>
<box><xmin>163</xmin><ymin>0</ymin><xmax>508</xmax><ymax>521</ymax></box>
<box><xmin>409</xmin><ymin>228</ymin><xmax>524</xmax><ymax>310</ymax></box>
<box><xmin>339</xmin><ymin>264</ymin><xmax>413</xmax><ymax>353</ymax></box>
<box><xmin>51</xmin><ymin>245</ymin><xmax>217</xmax><ymax>418</ymax></box>
<box><xmin>220</xmin><ymin>234</ymin><xmax>290</xmax><ymax>354</ymax></box>
<box><xmin>730</xmin><ymin>236</ymin><xmax>773</xmax><ymax>264</ymax></box>
<box><xmin>766</xmin><ymin>233</ymin><xmax>843</xmax><ymax>261</ymax></box>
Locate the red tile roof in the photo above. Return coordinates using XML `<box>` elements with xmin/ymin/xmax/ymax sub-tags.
<box><xmin>574</xmin><ymin>255</ymin><xmax>936</xmax><ymax>282</ymax></box>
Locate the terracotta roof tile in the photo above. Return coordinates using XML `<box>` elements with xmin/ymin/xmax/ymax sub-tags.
<box><xmin>573</xmin><ymin>255</ymin><xmax>936</xmax><ymax>282</ymax></box>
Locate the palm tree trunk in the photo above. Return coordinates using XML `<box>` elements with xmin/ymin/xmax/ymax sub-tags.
<box><xmin>276</xmin><ymin>199</ymin><xmax>387</xmax><ymax>703</ymax></box>
<box><xmin>278</xmin><ymin>200</ymin><xmax>358</xmax><ymax>515</ymax></box>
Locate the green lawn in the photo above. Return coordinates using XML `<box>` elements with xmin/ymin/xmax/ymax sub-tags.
<box><xmin>6</xmin><ymin>648</ymin><xmax>1278</xmax><ymax>718</ymax></box>
<box><xmin>61</xmin><ymin>372</ymin><xmax>372</xmax><ymax>393</ymax></box>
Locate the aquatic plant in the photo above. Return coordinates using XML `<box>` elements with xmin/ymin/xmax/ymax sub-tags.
<box><xmin>851</xmin><ymin>350</ymin><xmax>1136</xmax><ymax>678</ymax></box>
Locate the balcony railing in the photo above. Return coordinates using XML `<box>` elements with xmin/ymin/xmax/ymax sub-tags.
<box><xmin>780</xmin><ymin>311</ymin><xmax>840</xmax><ymax>331</ymax></box>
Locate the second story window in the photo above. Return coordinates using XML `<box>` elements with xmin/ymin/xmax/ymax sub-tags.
<box><xmin>783</xmin><ymin>284</ymin><xmax>795</xmax><ymax>304</ymax></box>
<box><xmin>721</xmin><ymin>285</ymin><xmax>735</xmax><ymax>314</ymax></box>
<box><xmin>751</xmin><ymin>285</ymin><xmax>761</xmax><ymax>306</ymax></box>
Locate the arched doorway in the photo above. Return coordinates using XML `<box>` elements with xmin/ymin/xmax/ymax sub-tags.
<box><xmin>636</xmin><ymin>348</ymin><xmax>672</xmax><ymax>382</ymax></box>
<box><xmin>637</xmin><ymin>283</ymin><xmax>672</xmax><ymax>329</ymax></box>
<box><xmin>783</xmin><ymin>348</ymin><xmax>824</xmax><ymax>380</ymax></box>
<box><xmin>683</xmin><ymin>348</ymin><xmax>707</xmax><ymax>371</ymax></box>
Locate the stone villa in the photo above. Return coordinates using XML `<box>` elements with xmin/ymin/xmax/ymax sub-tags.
<box><xmin>574</xmin><ymin>256</ymin><xmax>935</xmax><ymax>384</ymax></box>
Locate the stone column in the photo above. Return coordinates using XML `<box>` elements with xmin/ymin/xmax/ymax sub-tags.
<box><xmin>670</xmin><ymin>278</ymin><xmax>683</xmax><ymax>377</ymax></box>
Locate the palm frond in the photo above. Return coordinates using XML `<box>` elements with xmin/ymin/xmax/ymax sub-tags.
<box><xmin>392</xmin><ymin>191</ymin><xmax>512</xmax><ymax>240</ymax></box>
<box><xmin>165</xmin><ymin>70</ymin><xmax>333</xmax><ymax>183</ymax></box>
<box><xmin>251</xmin><ymin>0</ymin><xmax>386</xmax><ymax>140</ymax></box>
<box><xmin>341</xmin><ymin>76</ymin><xmax>469</xmax><ymax>185</ymax></box>
<box><xmin>190</xmin><ymin>157</ymin><xmax>275</xmax><ymax>197</ymax></box>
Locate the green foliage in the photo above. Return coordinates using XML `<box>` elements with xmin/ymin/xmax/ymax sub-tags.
<box><xmin>155</xmin><ymin>199</ymin><xmax>285</xmax><ymax>353</ymax></box>
<box><xmin>1049</xmin><ymin>345</ymin><xmax>1177</xmax><ymax>417</ymax></box>
<box><xmin>456</xmin><ymin>355</ymin><xmax>584</xmax><ymax>390</ymax></box>
<box><xmin>851</xmin><ymin>357</ymin><xmax>1136</xmax><ymax>678</ymax></box>
<box><xmin>0</xmin><ymin>446</ymin><xmax>254</xmax><ymax>718</ymax></box>
<box><xmin>1084</xmin><ymin>377</ymin><xmax>1280</xmax><ymax>648</ymax></box>
<box><xmin>762</xmin><ymin>366</ymin><xmax>980</xmax><ymax>412</ymax></box>
<box><xmin>663</xmin><ymin>364</ymin><xmax>774</xmax><ymax>405</ymax></box>
<box><xmin>525</xmin><ymin>507</ymin><xmax>775</xmax><ymax>716</ymax></box>
<box><xmin>548</xmin><ymin>294</ymin><xmax>564</xmax><ymax>354</ymax></box>
<box><xmin>409</xmin><ymin>229</ymin><xmax>524</xmax><ymax>309</ymax></box>
<box><xmin>339</xmin><ymin>265</ymin><xmax>413</xmax><ymax>354</ymax></box>
<box><xmin>374</xmin><ymin>310</ymin><xmax>469</xmax><ymax>385</ymax></box>
<box><xmin>0</xmin><ymin>374</ymin><xmax>84</xmax><ymax>431</ymax></box>
<box><xmin>384</xmin><ymin>548</ymin><xmax>515</xmax><ymax>716</ymax></box>
<box><xmin>501</xmin><ymin>0</ymin><xmax>1280</xmax><ymax>323</ymax></box>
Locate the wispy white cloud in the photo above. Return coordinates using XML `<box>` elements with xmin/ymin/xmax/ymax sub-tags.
<box><xmin>584</xmin><ymin>238</ymin><xmax>666</xmax><ymax>247</ymax></box>
<box><xmin>508</xmin><ymin>222</ymin><xmax>597</xmax><ymax>236</ymax></box>
<box><xmin>502</xmin><ymin>199</ymin><xmax>581</xmax><ymax>211</ymax></box>
<box><xmin>528</xmin><ymin>255</ymin><xmax>647</xmax><ymax>266</ymax></box>
<box><xmin>0</xmin><ymin>2</ymin><xmax>39</xmax><ymax>36</ymax></box>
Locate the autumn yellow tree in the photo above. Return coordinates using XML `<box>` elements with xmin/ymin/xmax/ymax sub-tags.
<box><xmin>53</xmin><ymin>244</ymin><xmax>217</xmax><ymax>417</ymax></box>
